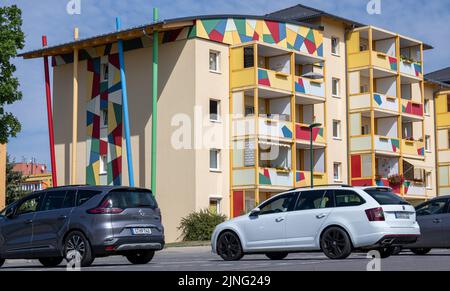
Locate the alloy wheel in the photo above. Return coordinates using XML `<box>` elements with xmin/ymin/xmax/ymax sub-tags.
<box><xmin>217</xmin><ymin>232</ymin><xmax>243</xmax><ymax>261</ymax></box>
<box><xmin>321</xmin><ymin>227</ymin><xmax>352</xmax><ymax>260</ymax></box>
<box><xmin>66</xmin><ymin>234</ymin><xmax>86</xmax><ymax>259</ymax></box>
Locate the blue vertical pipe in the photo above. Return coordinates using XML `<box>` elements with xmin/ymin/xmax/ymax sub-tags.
<box><xmin>116</xmin><ymin>17</ymin><xmax>135</xmax><ymax>187</ymax></box>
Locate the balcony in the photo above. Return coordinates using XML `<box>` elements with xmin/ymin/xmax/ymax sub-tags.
<box><xmin>259</xmin><ymin>167</ymin><xmax>293</xmax><ymax>188</ymax></box>
<box><xmin>295</xmin><ymin>171</ymin><xmax>327</xmax><ymax>188</ymax></box>
<box><xmin>402</xmin><ymin>139</ymin><xmax>425</xmax><ymax>158</ymax></box>
<box><xmin>294</xmin><ymin>76</ymin><xmax>325</xmax><ymax>102</ymax></box>
<box><xmin>348</xmin><ymin>50</ymin><xmax>398</xmax><ymax>73</ymax></box>
<box><xmin>295</xmin><ymin>123</ymin><xmax>326</xmax><ymax>145</ymax></box>
<box><xmin>350</xmin><ymin>135</ymin><xmax>400</xmax><ymax>155</ymax></box>
<box><xmin>258</xmin><ymin>68</ymin><xmax>292</xmax><ymax>93</ymax></box>
<box><xmin>350</xmin><ymin>93</ymin><xmax>399</xmax><ymax>114</ymax></box>
<box><xmin>400</xmin><ymin>59</ymin><xmax>422</xmax><ymax>78</ymax></box>
<box><xmin>233</xmin><ymin>117</ymin><xmax>294</xmax><ymax>141</ymax></box>
<box><xmin>231</xmin><ymin>67</ymin><xmax>255</xmax><ymax>89</ymax></box>
<box><xmin>401</xmin><ymin>99</ymin><xmax>423</xmax><ymax>119</ymax></box>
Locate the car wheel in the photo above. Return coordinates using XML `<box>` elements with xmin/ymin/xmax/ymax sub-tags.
<box><xmin>410</xmin><ymin>248</ymin><xmax>431</xmax><ymax>255</ymax></box>
<box><xmin>378</xmin><ymin>247</ymin><xmax>395</xmax><ymax>259</ymax></box>
<box><xmin>320</xmin><ymin>227</ymin><xmax>352</xmax><ymax>260</ymax></box>
<box><xmin>39</xmin><ymin>257</ymin><xmax>64</xmax><ymax>267</ymax></box>
<box><xmin>217</xmin><ymin>231</ymin><xmax>244</xmax><ymax>261</ymax></box>
<box><xmin>64</xmin><ymin>231</ymin><xmax>95</xmax><ymax>268</ymax></box>
<box><xmin>126</xmin><ymin>250</ymin><xmax>155</xmax><ymax>265</ymax></box>
<box><xmin>391</xmin><ymin>247</ymin><xmax>402</xmax><ymax>256</ymax></box>
<box><xmin>0</xmin><ymin>259</ymin><xmax>4</xmax><ymax>268</ymax></box>
<box><xmin>265</xmin><ymin>252</ymin><xmax>289</xmax><ymax>260</ymax></box>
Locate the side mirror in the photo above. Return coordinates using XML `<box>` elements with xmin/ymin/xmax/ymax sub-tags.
<box><xmin>250</xmin><ymin>207</ymin><xmax>261</xmax><ymax>217</ymax></box>
<box><xmin>5</xmin><ymin>207</ymin><xmax>15</xmax><ymax>219</ymax></box>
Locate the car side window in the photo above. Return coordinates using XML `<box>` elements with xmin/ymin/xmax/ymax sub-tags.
<box><xmin>334</xmin><ymin>190</ymin><xmax>365</xmax><ymax>207</ymax></box>
<box><xmin>16</xmin><ymin>195</ymin><xmax>42</xmax><ymax>216</ymax></box>
<box><xmin>416</xmin><ymin>200</ymin><xmax>448</xmax><ymax>216</ymax></box>
<box><xmin>41</xmin><ymin>191</ymin><xmax>67</xmax><ymax>211</ymax></box>
<box><xmin>63</xmin><ymin>190</ymin><xmax>77</xmax><ymax>208</ymax></box>
<box><xmin>259</xmin><ymin>194</ymin><xmax>295</xmax><ymax>215</ymax></box>
<box><xmin>76</xmin><ymin>190</ymin><xmax>103</xmax><ymax>206</ymax></box>
<box><xmin>295</xmin><ymin>190</ymin><xmax>334</xmax><ymax>211</ymax></box>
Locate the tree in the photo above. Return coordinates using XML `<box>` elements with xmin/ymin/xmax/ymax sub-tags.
<box><xmin>0</xmin><ymin>5</ymin><xmax>25</xmax><ymax>144</ymax></box>
<box><xmin>5</xmin><ymin>155</ymin><xmax>26</xmax><ymax>205</ymax></box>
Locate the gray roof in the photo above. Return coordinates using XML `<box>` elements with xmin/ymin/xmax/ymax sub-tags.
<box><xmin>425</xmin><ymin>67</ymin><xmax>450</xmax><ymax>84</ymax></box>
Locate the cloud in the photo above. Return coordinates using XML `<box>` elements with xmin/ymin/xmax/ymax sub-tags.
<box><xmin>4</xmin><ymin>0</ymin><xmax>450</xmax><ymax>167</ymax></box>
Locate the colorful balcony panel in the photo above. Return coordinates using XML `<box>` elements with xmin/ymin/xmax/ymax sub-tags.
<box><xmin>258</xmin><ymin>69</ymin><xmax>292</xmax><ymax>92</ymax></box>
<box><xmin>404</xmin><ymin>180</ymin><xmax>425</xmax><ymax>196</ymax></box>
<box><xmin>375</xmin><ymin>179</ymin><xmax>401</xmax><ymax>194</ymax></box>
<box><xmin>402</xmin><ymin>140</ymin><xmax>425</xmax><ymax>157</ymax></box>
<box><xmin>259</xmin><ymin>119</ymin><xmax>293</xmax><ymax>139</ymax></box>
<box><xmin>401</xmin><ymin>100</ymin><xmax>424</xmax><ymax>117</ymax></box>
<box><xmin>295</xmin><ymin>124</ymin><xmax>325</xmax><ymax>144</ymax></box>
<box><xmin>374</xmin><ymin>136</ymin><xmax>400</xmax><ymax>154</ymax></box>
<box><xmin>259</xmin><ymin>168</ymin><xmax>293</xmax><ymax>187</ymax></box>
<box><xmin>196</xmin><ymin>18</ymin><xmax>324</xmax><ymax>57</ymax></box>
<box><xmin>400</xmin><ymin>60</ymin><xmax>422</xmax><ymax>77</ymax></box>
<box><xmin>372</xmin><ymin>52</ymin><xmax>397</xmax><ymax>72</ymax></box>
<box><xmin>295</xmin><ymin>171</ymin><xmax>327</xmax><ymax>187</ymax></box>
<box><xmin>295</xmin><ymin>77</ymin><xmax>325</xmax><ymax>98</ymax></box>
<box><xmin>373</xmin><ymin>93</ymin><xmax>398</xmax><ymax>112</ymax></box>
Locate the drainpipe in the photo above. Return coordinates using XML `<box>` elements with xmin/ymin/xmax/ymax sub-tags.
<box><xmin>151</xmin><ymin>8</ymin><xmax>159</xmax><ymax>195</ymax></box>
<box><xmin>344</xmin><ymin>26</ymin><xmax>353</xmax><ymax>185</ymax></box>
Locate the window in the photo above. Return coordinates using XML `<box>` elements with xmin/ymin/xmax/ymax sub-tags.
<box><xmin>334</xmin><ymin>190</ymin><xmax>365</xmax><ymax>207</ymax></box>
<box><xmin>333</xmin><ymin>120</ymin><xmax>341</xmax><ymax>139</ymax></box>
<box><xmin>259</xmin><ymin>194</ymin><xmax>295</xmax><ymax>215</ymax></box>
<box><xmin>76</xmin><ymin>190</ymin><xmax>102</xmax><ymax>206</ymax></box>
<box><xmin>331</xmin><ymin>37</ymin><xmax>340</xmax><ymax>55</ymax></box>
<box><xmin>244</xmin><ymin>47</ymin><xmax>254</xmax><ymax>68</ymax></box>
<box><xmin>16</xmin><ymin>195</ymin><xmax>42</xmax><ymax>216</ymax></box>
<box><xmin>424</xmin><ymin>99</ymin><xmax>430</xmax><ymax>115</ymax></box>
<box><xmin>425</xmin><ymin>135</ymin><xmax>431</xmax><ymax>152</ymax></box>
<box><xmin>41</xmin><ymin>191</ymin><xmax>67</xmax><ymax>211</ymax></box>
<box><xmin>100</xmin><ymin>155</ymin><xmax>107</xmax><ymax>175</ymax></box>
<box><xmin>334</xmin><ymin>163</ymin><xmax>342</xmax><ymax>182</ymax></box>
<box><xmin>364</xmin><ymin>189</ymin><xmax>409</xmax><ymax>205</ymax></box>
<box><xmin>332</xmin><ymin>78</ymin><xmax>340</xmax><ymax>97</ymax></box>
<box><xmin>106</xmin><ymin>190</ymin><xmax>157</xmax><ymax>209</ymax></box>
<box><xmin>101</xmin><ymin>109</ymin><xmax>108</xmax><ymax>128</ymax></box>
<box><xmin>210</xmin><ymin>149</ymin><xmax>220</xmax><ymax>171</ymax></box>
<box><xmin>209</xmin><ymin>50</ymin><xmax>220</xmax><ymax>72</ymax></box>
<box><xmin>426</xmin><ymin>172</ymin><xmax>432</xmax><ymax>190</ymax></box>
<box><xmin>63</xmin><ymin>190</ymin><xmax>77</xmax><ymax>208</ymax></box>
<box><xmin>209</xmin><ymin>198</ymin><xmax>221</xmax><ymax>214</ymax></box>
<box><xmin>296</xmin><ymin>190</ymin><xmax>334</xmax><ymax>210</ymax></box>
<box><xmin>101</xmin><ymin>63</ymin><xmax>109</xmax><ymax>82</ymax></box>
<box><xmin>209</xmin><ymin>99</ymin><xmax>220</xmax><ymax>122</ymax></box>
<box><xmin>362</xmin><ymin>125</ymin><xmax>370</xmax><ymax>135</ymax></box>
<box><xmin>416</xmin><ymin>200</ymin><xmax>448</xmax><ymax>216</ymax></box>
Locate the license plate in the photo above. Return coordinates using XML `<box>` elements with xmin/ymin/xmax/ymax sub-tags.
<box><xmin>132</xmin><ymin>228</ymin><xmax>152</xmax><ymax>235</ymax></box>
<box><xmin>395</xmin><ymin>212</ymin><xmax>410</xmax><ymax>219</ymax></box>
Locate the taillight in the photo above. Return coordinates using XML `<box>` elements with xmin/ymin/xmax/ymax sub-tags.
<box><xmin>87</xmin><ymin>198</ymin><xmax>123</xmax><ymax>214</ymax></box>
<box><xmin>365</xmin><ymin>207</ymin><xmax>385</xmax><ymax>221</ymax></box>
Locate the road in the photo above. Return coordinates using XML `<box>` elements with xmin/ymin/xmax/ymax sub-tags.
<box><xmin>1</xmin><ymin>246</ymin><xmax>450</xmax><ymax>271</ymax></box>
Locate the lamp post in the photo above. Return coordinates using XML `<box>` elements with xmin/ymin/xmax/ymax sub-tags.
<box><xmin>309</xmin><ymin>123</ymin><xmax>322</xmax><ymax>188</ymax></box>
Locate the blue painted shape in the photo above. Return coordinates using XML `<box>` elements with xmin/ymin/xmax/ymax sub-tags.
<box><xmin>373</xmin><ymin>94</ymin><xmax>383</xmax><ymax>106</ymax></box>
<box><xmin>294</xmin><ymin>35</ymin><xmax>305</xmax><ymax>51</ymax></box>
<box><xmin>282</xmin><ymin>125</ymin><xmax>293</xmax><ymax>139</ymax></box>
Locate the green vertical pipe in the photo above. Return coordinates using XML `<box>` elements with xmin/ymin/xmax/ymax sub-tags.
<box><xmin>152</xmin><ymin>8</ymin><xmax>159</xmax><ymax>195</ymax></box>
<box><xmin>310</xmin><ymin>129</ymin><xmax>314</xmax><ymax>189</ymax></box>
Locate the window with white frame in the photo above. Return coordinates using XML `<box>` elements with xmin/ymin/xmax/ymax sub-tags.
<box><xmin>331</xmin><ymin>37</ymin><xmax>340</xmax><ymax>56</ymax></box>
<box><xmin>333</xmin><ymin>162</ymin><xmax>342</xmax><ymax>182</ymax></box>
<box><xmin>101</xmin><ymin>109</ymin><xmax>108</xmax><ymax>128</ymax></box>
<box><xmin>426</xmin><ymin>172</ymin><xmax>432</xmax><ymax>189</ymax></box>
<box><xmin>210</xmin><ymin>149</ymin><xmax>220</xmax><ymax>171</ymax></box>
<box><xmin>100</xmin><ymin>155</ymin><xmax>107</xmax><ymax>175</ymax></box>
<box><xmin>333</xmin><ymin>120</ymin><xmax>341</xmax><ymax>139</ymax></box>
<box><xmin>332</xmin><ymin>78</ymin><xmax>340</xmax><ymax>97</ymax></box>
<box><xmin>209</xmin><ymin>50</ymin><xmax>220</xmax><ymax>72</ymax></box>
<box><xmin>424</xmin><ymin>99</ymin><xmax>430</xmax><ymax>115</ymax></box>
<box><xmin>425</xmin><ymin>135</ymin><xmax>431</xmax><ymax>152</ymax></box>
<box><xmin>209</xmin><ymin>198</ymin><xmax>221</xmax><ymax>214</ymax></box>
<box><xmin>209</xmin><ymin>99</ymin><xmax>221</xmax><ymax>122</ymax></box>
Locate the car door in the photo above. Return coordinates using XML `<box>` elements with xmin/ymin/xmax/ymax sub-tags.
<box><xmin>243</xmin><ymin>193</ymin><xmax>296</xmax><ymax>250</ymax></box>
<box><xmin>31</xmin><ymin>190</ymin><xmax>75</xmax><ymax>255</ymax></box>
<box><xmin>414</xmin><ymin>199</ymin><xmax>448</xmax><ymax>248</ymax></box>
<box><xmin>285</xmin><ymin>190</ymin><xmax>334</xmax><ymax>249</ymax></box>
<box><xmin>0</xmin><ymin>193</ymin><xmax>43</xmax><ymax>258</ymax></box>
<box><xmin>443</xmin><ymin>199</ymin><xmax>450</xmax><ymax>246</ymax></box>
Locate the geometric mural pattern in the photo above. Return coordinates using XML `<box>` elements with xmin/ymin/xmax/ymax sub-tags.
<box><xmin>86</xmin><ymin>54</ymin><xmax>122</xmax><ymax>186</ymax></box>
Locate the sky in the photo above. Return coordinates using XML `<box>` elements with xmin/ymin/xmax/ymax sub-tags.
<box><xmin>3</xmin><ymin>0</ymin><xmax>450</xmax><ymax>167</ymax></box>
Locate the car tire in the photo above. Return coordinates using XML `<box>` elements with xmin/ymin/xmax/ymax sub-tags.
<box><xmin>378</xmin><ymin>247</ymin><xmax>395</xmax><ymax>259</ymax></box>
<box><xmin>126</xmin><ymin>250</ymin><xmax>155</xmax><ymax>265</ymax></box>
<box><xmin>265</xmin><ymin>252</ymin><xmax>289</xmax><ymax>260</ymax></box>
<box><xmin>39</xmin><ymin>257</ymin><xmax>64</xmax><ymax>267</ymax></box>
<box><xmin>320</xmin><ymin>227</ymin><xmax>353</xmax><ymax>260</ymax></box>
<box><xmin>64</xmin><ymin>231</ymin><xmax>95</xmax><ymax>268</ymax></box>
<box><xmin>217</xmin><ymin>231</ymin><xmax>244</xmax><ymax>261</ymax></box>
<box><xmin>410</xmin><ymin>248</ymin><xmax>431</xmax><ymax>255</ymax></box>
<box><xmin>0</xmin><ymin>259</ymin><xmax>5</xmax><ymax>268</ymax></box>
<box><xmin>391</xmin><ymin>247</ymin><xmax>402</xmax><ymax>256</ymax></box>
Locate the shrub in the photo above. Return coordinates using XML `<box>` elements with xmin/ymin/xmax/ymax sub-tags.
<box><xmin>178</xmin><ymin>209</ymin><xmax>227</xmax><ymax>241</ymax></box>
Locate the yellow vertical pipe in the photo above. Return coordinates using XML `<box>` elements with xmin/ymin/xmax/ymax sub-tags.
<box><xmin>71</xmin><ymin>27</ymin><xmax>79</xmax><ymax>185</ymax></box>
<box><xmin>368</xmin><ymin>27</ymin><xmax>376</xmax><ymax>185</ymax></box>
<box><xmin>254</xmin><ymin>43</ymin><xmax>260</xmax><ymax>204</ymax></box>
<box><xmin>396</xmin><ymin>35</ymin><xmax>404</xmax><ymax>196</ymax></box>
<box><xmin>291</xmin><ymin>52</ymin><xmax>296</xmax><ymax>187</ymax></box>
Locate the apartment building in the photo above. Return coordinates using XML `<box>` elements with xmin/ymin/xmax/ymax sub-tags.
<box><xmin>20</xmin><ymin>4</ymin><xmax>441</xmax><ymax>241</ymax></box>
<box><xmin>12</xmin><ymin>162</ymin><xmax>53</xmax><ymax>192</ymax></box>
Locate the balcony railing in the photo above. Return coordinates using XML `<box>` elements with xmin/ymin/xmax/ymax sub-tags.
<box><xmin>350</xmin><ymin>93</ymin><xmax>398</xmax><ymax>113</ymax></box>
<box><xmin>231</xmin><ymin>67</ymin><xmax>255</xmax><ymax>89</ymax></box>
<box><xmin>233</xmin><ymin>117</ymin><xmax>293</xmax><ymax>140</ymax></box>
<box><xmin>259</xmin><ymin>167</ymin><xmax>293</xmax><ymax>188</ymax></box>
<box><xmin>350</xmin><ymin>135</ymin><xmax>400</xmax><ymax>154</ymax></box>
<box><xmin>348</xmin><ymin>51</ymin><xmax>398</xmax><ymax>72</ymax></box>
<box><xmin>438</xmin><ymin>150</ymin><xmax>450</xmax><ymax>163</ymax></box>
<box><xmin>400</xmin><ymin>59</ymin><xmax>422</xmax><ymax>78</ymax></box>
<box><xmin>258</xmin><ymin>68</ymin><xmax>293</xmax><ymax>92</ymax></box>
<box><xmin>404</xmin><ymin>180</ymin><xmax>426</xmax><ymax>196</ymax></box>
<box><xmin>401</xmin><ymin>99</ymin><xmax>423</xmax><ymax>118</ymax></box>
<box><xmin>402</xmin><ymin>139</ymin><xmax>425</xmax><ymax>157</ymax></box>
<box><xmin>294</xmin><ymin>76</ymin><xmax>325</xmax><ymax>99</ymax></box>
<box><xmin>295</xmin><ymin>171</ymin><xmax>327</xmax><ymax>188</ymax></box>
<box><xmin>295</xmin><ymin>123</ymin><xmax>326</xmax><ymax>144</ymax></box>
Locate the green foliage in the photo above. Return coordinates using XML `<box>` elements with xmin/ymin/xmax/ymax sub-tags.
<box><xmin>0</xmin><ymin>5</ymin><xmax>25</xmax><ymax>144</ymax></box>
<box><xmin>5</xmin><ymin>155</ymin><xmax>27</xmax><ymax>205</ymax></box>
<box><xmin>178</xmin><ymin>209</ymin><xmax>227</xmax><ymax>242</ymax></box>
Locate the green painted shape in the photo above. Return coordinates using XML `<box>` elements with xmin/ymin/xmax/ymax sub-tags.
<box><xmin>402</xmin><ymin>105</ymin><xmax>406</xmax><ymax>112</ymax></box>
<box><xmin>263</xmin><ymin>34</ymin><xmax>275</xmax><ymax>44</ymax></box>
<box><xmin>234</xmin><ymin>19</ymin><xmax>247</xmax><ymax>36</ymax></box>
<box><xmin>259</xmin><ymin>173</ymin><xmax>271</xmax><ymax>185</ymax></box>
<box><xmin>319</xmin><ymin>128</ymin><xmax>324</xmax><ymax>137</ymax></box>
<box><xmin>188</xmin><ymin>25</ymin><xmax>197</xmax><ymax>39</ymax></box>
<box><xmin>91</xmin><ymin>138</ymin><xmax>100</xmax><ymax>154</ymax></box>
<box><xmin>100</xmin><ymin>81</ymin><xmax>108</xmax><ymax>93</ymax></box>
<box><xmin>391</xmin><ymin>138</ymin><xmax>400</xmax><ymax>149</ymax></box>
<box><xmin>306</xmin><ymin>29</ymin><xmax>315</xmax><ymax>43</ymax></box>
<box><xmin>113</xmin><ymin>102</ymin><xmax>122</xmax><ymax>125</ymax></box>
<box><xmin>201</xmin><ymin>19</ymin><xmax>221</xmax><ymax>34</ymax></box>
<box><xmin>86</xmin><ymin>165</ymin><xmax>96</xmax><ymax>185</ymax></box>
<box><xmin>107</xmin><ymin>162</ymin><xmax>113</xmax><ymax>185</ymax></box>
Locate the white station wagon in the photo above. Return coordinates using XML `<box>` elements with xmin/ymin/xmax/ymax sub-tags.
<box><xmin>212</xmin><ymin>186</ymin><xmax>420</xmax><ymax>260</ymax></box>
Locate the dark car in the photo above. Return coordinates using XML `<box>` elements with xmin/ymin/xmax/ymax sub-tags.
<box><xmin>0</xmin><ymin>186</ymin><xmax>164</xmax><ymax>268</ymax></box>
<box><xmin>408</xmin><ymin>196</ymin><xmax>450</xmax><ymax>255</ymax></box>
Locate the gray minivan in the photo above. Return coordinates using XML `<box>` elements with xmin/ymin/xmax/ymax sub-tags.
<box><xmin>0</xmin><ymin>186</ymin><xmax>164</xmax><ymax>268</ymax></box>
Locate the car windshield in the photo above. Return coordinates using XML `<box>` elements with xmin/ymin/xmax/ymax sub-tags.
<box><xmin>364</xmin><ymin>189</ymin><xmax>410</xmax><ymax>205</ymax></box>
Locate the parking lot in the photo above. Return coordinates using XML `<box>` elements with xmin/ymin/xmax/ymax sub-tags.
<box><xmin>1</xmin><ymin>246</ymin><xmax>450</xmax><ymax>271</ymax></box>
